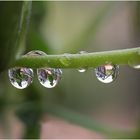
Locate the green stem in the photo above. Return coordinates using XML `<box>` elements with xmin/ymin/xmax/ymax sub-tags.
<box><xmin>23</xmin><ymin>123</ymin><xmax>41</xmax><ymax>139</ymax></box>
<box><xmin>12</xmin><ymin>47</ymin><xmax>140</xmax><ymax>69</ymax></box>
<box><xmin>15</xmin><ymin>1</ymin><xmax>32</xmax><ymax>58</ymax></box>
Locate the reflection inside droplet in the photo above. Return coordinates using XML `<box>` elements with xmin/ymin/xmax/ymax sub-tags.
<box><xmin>37</xmin><ymin>68</ymin><xmax>62</xmax><ymax>88</ymax></box>
<box><xmin>8</xmin><ymin>67</ymin><xmax>34</xmax><ymax>89</ymax></box>
<box><xmin>95</xmin><ymin>64</ymin><xmax>119</xmax><ymax>83</ymax></box>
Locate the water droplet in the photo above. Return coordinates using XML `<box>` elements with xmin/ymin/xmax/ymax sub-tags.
<box><xmin>95</xmin><ymin>64</ymin><xmax>119</xmax><ymax>83</ymax></box>
<box><xmin>78</xmin><ymin>51</ymin><xmax>87</xmax><ymax>73</ymax></box>
<box><xmin>79</xmin><ymin>51</ymin><xmax>87</xmax><ymax>54</ymax></box>
<box><xmin>8</xmin><ymin>67</ymin><xmax>34</xmax><ymax>89</ymax></box>
<box><xmin>132</xmin><ymin>64</ymin><xmax>140</xmax><ymax>69</ymax></box>
<box><xmin>37</xmin><ymin>68</ymin><xmax>62</xmax><ymax>88</ymax></box>
<box><xmin>78</xmin><ymin>69</ymin><xmax>86</xmax><ymax>73</ymax></box>
<box><xmin>128</xmin><ymin>60</ymin><xmax>140</xmax><ymax>69</ymax></box>
<box><xmin>128</xmin><ymin>56</ymin><xmax>140</xmax><ymax>69</ymax></box>
<box><xmin>26</xmin><ymin>50</ymin><xmax>47</xmax><ymax>56</ymax></box>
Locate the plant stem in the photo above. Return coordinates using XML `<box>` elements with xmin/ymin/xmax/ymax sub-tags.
<box><xmin>12</xmin><ymin>47</ymin><xmax>140</xmax><ymax>69</ymax></box>
<box><xmin>15</xmin><ymin>1</ymin><xmax>32</xmax><ymax>58</ymax></box>
<box><xmin>23</xmin><ymin>123</ymin><xmax>41</xmax><ymax>139</ymax></box>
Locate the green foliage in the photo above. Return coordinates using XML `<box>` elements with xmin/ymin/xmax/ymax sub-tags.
<box><xmin>0</xmin><ymin>1</ymin><xmax>140</xmax><ymax>139</ymax></box>
<box><xmin>0</xmin><ymin>2</ymin><xmax>22</xmax><ymax>71</ymax></box>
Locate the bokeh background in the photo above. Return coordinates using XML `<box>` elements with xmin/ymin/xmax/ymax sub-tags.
<box><xmin>0</xmin><ymin>1</ymin><xmax>140</xmax><ymax>139</ymax></box>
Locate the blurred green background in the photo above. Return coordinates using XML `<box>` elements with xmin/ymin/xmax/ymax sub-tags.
<box><xmin>0</xmin><ymin>1</ymin><xmax>140</xmax><ymax>139</ymax></box>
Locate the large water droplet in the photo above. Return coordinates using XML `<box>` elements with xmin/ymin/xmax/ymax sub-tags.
<box><xmin>37</xmin><ymin>68</ymin><xmax>62</xmax><ymax>88</ymax></box>
<box><xmin>95</xmin><ymin>64</ymin><xmax>119</xmax><ymax>83</ymax></box>
<box><xmin>8</xmin><ymin>68</ymin><xmax>34</xmax><ymax>89</ymax></box>
<box><xmin>78</xmin><ymin>51</ymin><xmax>87</xmax><ymax>73</ymax></box>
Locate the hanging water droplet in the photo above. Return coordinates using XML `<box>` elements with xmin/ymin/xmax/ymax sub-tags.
<box><xmin>78</xmin><ymin>69</ymin><xmax>86</xmax><ymax>73</ymax></box>
<box><xmin>78</xmin><ymin>51</ymin><xmax>87</xmax><ymax>73</ymax></box>
<box><xmin>37</xmin><ymin>68</ymin><xmax>62</xmax><ymax>88</ymax></box>
<box><xmin>128</xmin><ymin>56</ymin><xmax>140</xmax><ymax>69</ymax></box>
<box><xmin>95</xmin><ymin>64</ymin><xmax>119</xmax><ymax>83</ymax></box>
<box><xmin>132</xmin><ymin>64</ymin><xmax>140</xmax><ymax>69</ymax></box>
<box><xmin>128</xmin><ymin>60</ymin><xmax>140</xmax><ymax>69</ymax></box>
<box><xmin>8</xmin><ymin>67</ymin><xmax>34</xmax><ymax>89</ymax></box>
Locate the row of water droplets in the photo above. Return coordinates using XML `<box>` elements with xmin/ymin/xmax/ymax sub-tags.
<box><xmin>78</xmin><ymin>51</ymin><xmax>119</xmax><ymax>83</ymax></box>
<box><xmin>8</xmin><ymin>50</ymin><xmax>62</xmax><ymax>89</ymax></box>
<box><xmin>79</xmin><ymin>64</ymin><xmax>119</xmax><ymax>84</ymax></box>
<box><xmin>8</xmin><ymin>50</ymin><xmax>119</xmax><ymax>89</ymax></box>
